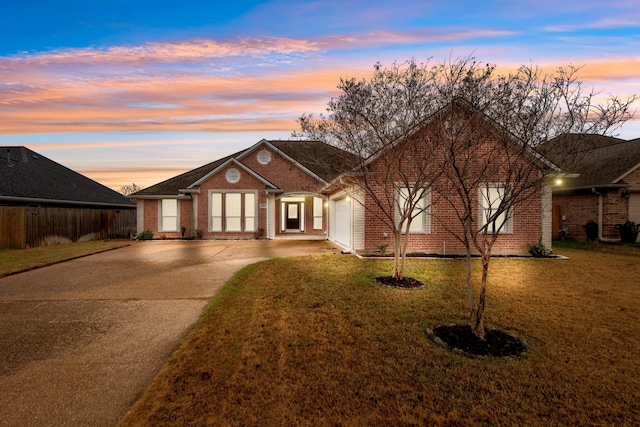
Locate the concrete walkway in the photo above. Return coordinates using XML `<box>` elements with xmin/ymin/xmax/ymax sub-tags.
<box><xmin>0</xmin><ymin>240</ymin><xmax>337</xmax><ymax>427</ymax></box>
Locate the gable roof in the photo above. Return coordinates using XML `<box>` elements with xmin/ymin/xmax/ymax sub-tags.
<box><xmin>343</xmin><ymin>97</ymin><xmax>561</xmax><ymax>177</ymax></box>
<box><xmin>541</xmin><ymin>134</ymin><xmax>640</xmax><ymax>189</ymax></box>
<box><xmin>133</xmin><ymin>139</ymin><xmax>358</xmax><ymax>197</ymax></box>
<box><xmin>0</xmin><ymin>146</ymin><xmax>135</xmax><ymax>208</ymax></box>
<box><xmin>188</xmin><ymin>157</ymin><xmax>279</xmax><ymax>190</ymax></box>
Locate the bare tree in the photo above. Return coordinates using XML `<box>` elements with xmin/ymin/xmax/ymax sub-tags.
<box><xmin>423</xmin><ymin>58</ymin><xmax>635</xmax><ymax>339</ymax></box>
<box><xmin>297</xmin><ymin>57</ymin><xmax>636</xmax><ymax>340</ymax></box>
<box><xmin>297</xmin><ymin>60</ymin><xmax>445</xmax><ymax>280</ymax></box>
<box><xmin>119</xmin><ymin>182</ymin><xmax>143</xmax><ymax>196</ymax></box>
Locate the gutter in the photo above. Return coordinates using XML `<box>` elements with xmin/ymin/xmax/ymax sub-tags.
<box><xmin>0</xmin><ymin>195</ymin><xmax>135</xmax><ymax>209</ymax></box>
<box><xmin>591</xmin><ymin>188</ymin><xmax>620</xmax><ymax>243</ymax></box>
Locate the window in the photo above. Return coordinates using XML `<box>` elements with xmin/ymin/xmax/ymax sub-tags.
<box><xmin>313</xmin><ymin>197</ymin><xmax>323</xmax><ymax>229</ymax></box>
<box><xmin>211</xmin><ymin>193</ymin><xmax>222</xmax><ymax>232</ymax></box>
<box><xmin>160</xmin><ymin>199</ymin><xmax>178</xmax><ymax>231</ymax></box>
<box><xmin>225</xmin><ymin>193</ymin><xmax>242</xmax><ymax>232</ymax></box>
<box><xmin>209</xmin><ymin>191</ymin><xmax>257</xmax><ymax>233</ymax></box>
<box><xmin>396</xmin><ymin>186</ymin><xmax>430</xmax><ymax>234</ymax></box>
<box><xmin>479</xmin><ymin>185</ymin><xmax>512</xmax><ymax>233</ymax></box>
<box><xmin>245</xmin><ymin>193</ymin><xmax>256</xmax><ymax>232</ymax></box>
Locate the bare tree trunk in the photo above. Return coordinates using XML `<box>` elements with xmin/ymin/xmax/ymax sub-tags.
<box><xmin>471</xmin><ymin>246</ymin><xmax>491</xmax><ymax>340</ymax></box>
<box><xmin>465</xmin><ymin>247</ymin><xmax>474</xmax><ymax>324</ymax></box>
<box><xmin>393</xmin><ymin>231</ymin><xmax>403</xmax><ymax>279</ymax></box>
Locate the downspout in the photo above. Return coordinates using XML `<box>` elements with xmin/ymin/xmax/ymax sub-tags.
<box><xmin>591</xmin><ymin>188</ymin><xmax>620</xmax><ymax>242</ymax></box>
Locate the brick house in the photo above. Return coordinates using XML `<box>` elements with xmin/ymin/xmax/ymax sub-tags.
<box><xmin>134</xmin><ymin>124</ymin><xmax>556</xmax><ymax>255</ymax></box>
<box><xmin>543</xmin><ymin>135</ymin><xmax>640</xmax><ymax>242</ymax></box>
<box><xmin>324</xmin><ymin>108</ymin><xmax>557</xmax><ymax>256</ymax></box>
<box><xmin>131</xmin><ymin>140</ymin><xmax>353</xmax><ymax>241</ymax></box>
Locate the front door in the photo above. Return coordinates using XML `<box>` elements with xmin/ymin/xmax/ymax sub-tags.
<box><xmin>286</xmin><ymin>202</ymin><xmax>301</xmax><ymax>230</ymax></box>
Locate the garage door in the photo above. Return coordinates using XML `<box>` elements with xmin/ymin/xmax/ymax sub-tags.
<box><xmin>332</xmin><ymin>197</ymin><xmax>351</xmax><ymax>248</ymax></box>
<box><xmin>630</xmin><ymin>193</ymin><xmax>640</xmax><ymax>242</ymax></box>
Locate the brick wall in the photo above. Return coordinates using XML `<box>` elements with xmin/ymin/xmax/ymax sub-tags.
<box><xmin>354</xmin><ymin>124</ymin><xmax>546</xmax><ymax>255</ymax></box>
<box><xmin>553</xmin><ymin>189</ymin><xmax>629</xmax><ymax>240</ymax></box>
<box><xmin>362</xmin><ymin>188</ymin><xmax>543</xmax><ymax>255</ymax></box>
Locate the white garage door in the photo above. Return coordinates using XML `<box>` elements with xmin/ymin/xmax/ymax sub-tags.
<box><xmin>629</xmin><ymin>193</ymin><xmax>640</xmax><ymax>242</ymax></box>
<box><xmin>332</xmin><ymin>197</ymin><xmax>351</xmax><ymax>249</ymax></box>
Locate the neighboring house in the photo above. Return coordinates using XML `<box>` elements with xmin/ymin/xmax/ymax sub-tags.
<box><xmin>134</xmin><ymin>129</ymin><xmax>555</xmax><ymax>255</ymax></box>
<box><xmin>542</xmin><ymin>135</ymin><xmax>640</xmax><ymax>242</ymax></box>
<box><xmin>0</xmin><ymin>146</ymin><xmax>136</xmax><ymax>248</ymax></box>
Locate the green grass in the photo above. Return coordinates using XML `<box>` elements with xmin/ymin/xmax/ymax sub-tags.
<box><xmin>0</xmin><ymin>240</ymin><xmax>130</xmax><ymax>277</ymax></box>
<box><xmin>120</xmin><ymin>243</ymin><xmax>640</xmax><ymax>426</ymax></box>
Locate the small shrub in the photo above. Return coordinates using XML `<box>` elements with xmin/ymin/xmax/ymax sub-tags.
<box><xmin>254</xmin><ymin>228</ymin><xmax>266</xmax><ymax>240</ymax></box>
<box><xmin>137</xmin><ymin>230</ymin><xmax>154</xmax><ymax>241</ymax></box>
<box><xmin>193</xmin><ymin>229</ymin><xmax>203</xmax><ymax>239</ymax></box>
<box><xmin>181</xmin><ymin>226</ymin><xmax>187</xmax><ymax>238</ymax></box>
<box><xmin>528</xmin><ymin>238</ymin><xmax>548</xmax><ymax>257</ymax></box>
<box><xmin>378</xmin><ymin>243</ymin><xmax>389</xmax><ymax>255</ymax></box>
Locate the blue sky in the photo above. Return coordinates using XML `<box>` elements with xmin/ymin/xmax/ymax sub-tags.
<box><xmin>1</xmin><ymin>0</ymin><xmax>639</xmax><ymax>190</ymax></box>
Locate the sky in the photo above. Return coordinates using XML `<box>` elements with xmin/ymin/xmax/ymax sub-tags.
<box><xmin>1</xmin><ymin>0</ymin><xmax>639</xmax><ymax>191</ymax></box>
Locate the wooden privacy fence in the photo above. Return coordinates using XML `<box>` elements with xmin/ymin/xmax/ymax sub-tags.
<box><xmin>0</xmin><ymin>206</ymin><xmax>136</xmax><ymax>249</ymax></box>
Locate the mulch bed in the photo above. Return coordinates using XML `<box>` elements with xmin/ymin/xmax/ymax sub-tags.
<box><xmin>426</xmin><ymin>324</ymin><xmax>528</xmax><ymax>358</ymax></box>
<box><xmin>374</xmin><ymin>275</ymin><xmax>425</xmax><ymax>289</ymax></box>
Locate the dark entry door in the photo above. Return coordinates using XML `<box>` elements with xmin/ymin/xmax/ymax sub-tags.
<box><xmin>286</xmin><ymin>202</ymin><xmax>300</xmax><ymax>230</ymax></box>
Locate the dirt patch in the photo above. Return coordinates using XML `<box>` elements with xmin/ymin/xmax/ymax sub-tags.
<box><xmin>374</xmin><ymin>275</ymin><xmax>425</xmax><ymax>289</ymax></box>
<box><xmin>427</xmin><ymin>324</ymin><xmax>528</xmax><ymax>358</ymax></box>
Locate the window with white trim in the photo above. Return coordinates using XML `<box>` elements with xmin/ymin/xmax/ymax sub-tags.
<box><xmin>396</xmin><ymin>186</ymin><xmax>430</xmax><ymax>234</ymax></box>
<box><xmin>211</xmin><ymin>193</ymin><xmax>222</xmax><ymax>232</ymax></box>
<box><xmin>160</xmin><ymin>199</ymin><xmax>178</xmax><ymax>232</ymax></box>
<box><xmin>479</xmin><ymin>185</ymin><xmax>513</xmax><ymax>234</ymax></box>
<box><xmin>209</xmin><ymin>191</ymin><xmax>258</xmax><ymax>233</ymax></box>
<box><xmin>225</xmin><ymin>193</ymin><xmax>242</xmax><ymax>232</ymax></box>
<box><xmin>245</xmin><ymin>192</ymin><xmax>256</xmax><ymax>232</ymax></box>
<box><xmin>313</xmin><ymin>197</ymin><xmax>323</xmax><ymax>229</ymax></box>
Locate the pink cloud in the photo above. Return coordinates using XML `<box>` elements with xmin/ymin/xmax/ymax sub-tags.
<box><xmin>1</xmin><ymin>37</ymin><xmax>321</xmax><ymax>67</ymax></box>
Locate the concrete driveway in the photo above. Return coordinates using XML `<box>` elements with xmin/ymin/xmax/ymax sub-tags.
<box><xmin>0</xmin><ymin>239</ymin><xmax>337</xmax><ymax>427</ymax></box>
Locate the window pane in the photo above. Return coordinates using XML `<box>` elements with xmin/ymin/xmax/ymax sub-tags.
<box><xmin>161</xmin><ymin>199</ymin><xmax>178</xmax><ymax>231</ymax></box>
<box><xmin>245</xmin><ymin>193</ymin><xmax>255</xmax><ymax>216</ymax></box>
<box><xmin>397</xmin><ymin>186</ymin><xmax>428</xmax><ymax>233</ymax></box>
<box><xmin>162</xmin><ymin>217</ymin><xmax>177</xmax><ymax>231</ymax></box>
<box><xmin>211</xmin><ymin>192</ymin><xmax>222</xmax><ymax>232</ymax></box>
<box><xmin>211</xmin><ymin>193</ymin><xmax>222</xmax><ymax>216</ymax></box>
<box><xmin>313</xmin><ymin>197</ymin><xmax>323</xmax><ymax>216</ymax></box>
<box><xmin>162</xmin><ymin>199</ymin><xmax>177</xmax><ymax>216</ymax></box>
<box><xmin>226</xmin><ymin>193</ymin><xmax>242</xmax><ymax>231</ymax></box>
<box><xmin>226</xmin><ymin>193</ymin><xmax>241</xmax><ymax>216</ymax></box>
<box><xmin>244</xmin><ymin>193</ymin><xmax>256</xmax><ymax>232</ymax></box>
<box><xmin>480</xmin><ymin>185</ymin><xmax>511</xmax><ymax>233</ymax></box>
<box><xmin>227</xmin><ymin>217</ymin><xmax>241</xmax><ymax>232</ymax></box>
<box><xmin>288</xmin><ymin>203</ymin><xmax>298</xmax><ymax>219</ymax></box>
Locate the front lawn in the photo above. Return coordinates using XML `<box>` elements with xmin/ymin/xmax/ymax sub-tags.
<box><xmin>0</xmin><ymin>240</ymin><xmax>130</xmax><ymax>277</ymax></box>
<box><xmin>120</xmin><ymin>242</ymin><xmax>640</xmax><ymax>426</ymax></box>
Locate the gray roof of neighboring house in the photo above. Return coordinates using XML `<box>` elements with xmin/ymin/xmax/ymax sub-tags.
<box><xmin>133</xmin><ymin>140</ymin><xmax>359</xmax><ymax>197</ymax></box>
<box><xmin>0</xmin><ymin>146</ymin><xmax>136</xmax><ymax>207</ymax></box>
<box><xmin>541</xmin><ymin>134</ymin><xmax>640</xmax><ymax>189</ymax></box>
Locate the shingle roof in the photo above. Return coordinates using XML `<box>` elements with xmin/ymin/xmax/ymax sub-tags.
<box><xmin>133</xmin><ymin>140</ymin><xmax>359</xmax><ymax>197</ymax></box>
<box><xmin>0</xmin><ymin>146</ymin><xmax>135</xmax><ymax>207</ymax></box>
<box><xmin>132</xmin><ymin>153</ymin><xmax>238</xmax><ymax>196</ymax></box>
<box><xmin>268</xmin><ymin>140</ymin><xmax>360</xmax><ymax>183</ymax></box>
<box><xmin>541</xmin><ymin>134</ymin><xmax>640</xmax><ymax>189</ymax></box>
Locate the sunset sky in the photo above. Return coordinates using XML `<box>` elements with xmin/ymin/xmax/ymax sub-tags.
<box><xmin>1</xmin><ymin>0</ymin><xmax>639</xmax><ymax>191</ymax></box>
